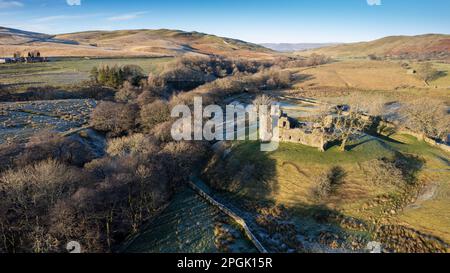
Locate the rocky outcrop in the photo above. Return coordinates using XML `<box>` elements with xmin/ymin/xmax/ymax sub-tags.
<box><xmin>376</xmin><ymin>225</ymin><xmax>449</xmax><ymax>253</ymax></box>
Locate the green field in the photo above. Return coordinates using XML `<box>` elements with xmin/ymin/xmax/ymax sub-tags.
<box><xmin>0</xmin><ymin>57</ymin><xmax>172</xmax><ymax>90</ymax></box>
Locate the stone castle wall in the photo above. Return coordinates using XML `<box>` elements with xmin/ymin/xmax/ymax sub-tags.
<box><xmin>278</xmin><ymin>115</ymin><xmax>327</xmax><ymax>151</ymax></box>
<box><xmin>377</xmin><ymin>120</ymin><xmax>450</xmax><ymax>153</ymax></box>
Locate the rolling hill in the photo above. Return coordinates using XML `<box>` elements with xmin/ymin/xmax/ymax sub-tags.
<box><xmin>299</xmin><ymin>34</ymin><xmax>450</xmax><ymax>60</ymax></box>
<box><xmin>260</xmin><ymin>43</ymin><xmax>338</xmax><ymax>52</ymax></box>
<box><xmin>0</xmin><ymin>27</ymin><xmax>274</xmax><ymax>59</ymax></box>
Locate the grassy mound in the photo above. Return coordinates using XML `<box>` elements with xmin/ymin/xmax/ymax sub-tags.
<box><xmin>204</xmin><ymin>133</ymin><xmax>450</xmax><ymax>249</ymax></box>
<box><xmin>206</xmin><ymin>136</ymin><xmax>397</xmax><ymax>204</ymax></box>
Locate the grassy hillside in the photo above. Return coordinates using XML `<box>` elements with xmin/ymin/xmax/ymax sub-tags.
<box><xmin>204</xmin><ymin>134</ymin><xmax>450</xmax><ymax>251</ymax></box>
<box><xmin>0</xmin><ymin>27</ymin><xmax>274</xmax><ymax>59</ymax></box>
<box><xmin>299</xmin><ymin>34</ymin><xmax>450</xmax><ymax>60</ymax></box>
<box><xmin>260</xmin><ymin>43</ymin><xmax>338</xmax><ymax>52</ymax></box>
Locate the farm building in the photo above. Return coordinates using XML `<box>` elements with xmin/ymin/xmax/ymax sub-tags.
<box><xmin>0</xmin><ymin>58</ymin><xmax>13</xmax><ymax>64</ymax></box>
<box><xmin>0</xmin><ymin>51</ymin><xmax>48</xmax><ymax>64</ymax></box>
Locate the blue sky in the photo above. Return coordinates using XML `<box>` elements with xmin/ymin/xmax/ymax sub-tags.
<box><xmin>1</xmin><ymin>0</ymin><xmax>449</xmax><ymax>43</ymax></box>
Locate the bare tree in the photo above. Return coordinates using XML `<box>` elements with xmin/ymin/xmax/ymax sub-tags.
<box><xmin>106</xmin><ymin>134</ymin><xmax>158</xmax><ymax>157</ymax></box>
<box><xmin>252</xmin><ymin>94</ymin><xmax>274</xmax><ymax>110</ymax></box>
<box><xmin>333</xmin><ymin>109</ymin><xmax>371</xmax><ymax>151</ymax></box>
<box><xmin>90</xmin><ymin>102</ymin><xmax>138</xmax><ymax>137</ymax></box>
<box><xmin>361</xmin><ymin>158</ymin><xmax>405</xmax><ymax>188</ymax></box>
<box><xmin>312</xmin><ymin>166</ymin><xmax>346</xmax><ymax>199</ymax></box>
<box><xmin>344</xmin><ymin>93</ymin><xmax>387</xmax><ymax>117</ymax></box>
<box><xmin>139</xmin><ymin>100</ymin><xmax>171</xmax><ymax>132</ymax></box>
<box><xmin>115</xmin><ymin>81</ymin><xmax>142</xmax><ymax>103</ymax></box>
<box><xmin>400</xmin><ymin>99</ymin><xmax>449</xmax><ymax>141</ymax></box>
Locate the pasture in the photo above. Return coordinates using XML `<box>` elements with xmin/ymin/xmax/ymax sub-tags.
<box><xmin>292</xmin><ymin>60</ymin><xmax>426</xmax><ymax>91</ymax></box>
<box><xmin>206</xmin><ymin>133</ymin><xmax>450</xmax><ymax>244</ymax></box>
<box><xmin>0</xmin><ymin>57</ymin><xmax>172</xmax><ymax>90</ymax></box>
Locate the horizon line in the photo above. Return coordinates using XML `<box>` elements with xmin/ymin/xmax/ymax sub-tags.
<box><xmin>1</xmin><ymin>25</ymin><xmax>449</xmax><ymax>45</ymax></box>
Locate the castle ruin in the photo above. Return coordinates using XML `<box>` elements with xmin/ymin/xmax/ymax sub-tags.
<box><xmin>278</xmin><ymin>112</ymin><xmax>331</xmax><ymax>152</ymax></box>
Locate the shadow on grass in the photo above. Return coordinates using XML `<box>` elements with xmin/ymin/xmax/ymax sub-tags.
<box><xmin>393</xmin><ymin>152</ymin><xmax>425</xmax><ymax>185</ymax></box>
<box><xmin>220</xmin><ymin>196</ymin><xmax>372</xmax><ymax>253</ymax></box>
<box><xmin>294</xmin><ymin>73</ymin><xmax>315</xmax><ymax>83</ymax></box>
<box><xmin>342</xmin><ymin>133</ymin><xmax>404</xmax><ymax>152</ymax></box>
<box><xmin>345</xmin><ymin>137</ymin><xmax>377</xmax><ymax>151</ymax></box>
<box><xmin>431</xmin><ymin>152</ymin><xmax>450</xmax><ymax>167</ymax></box>
<box><xmin>434</xmin><ymin>70</ymin><xmax>448</xmax><ymax>81</ymax></box>
<box><xmin>287</xmin><ymin>204</ymin><xmax>370</xmax><ymax>248</ymax></box>
<box><xmin>200</xmin><ymin>139</ymin><xmax>439</xmax><ymax>253</ymax></box>
<box><xmin>201</xmin><ymin>141</ymin><xmax>375</xmax><ymax>252</ymax></box>
<box><xmin>373</xmin><ymin>133</ymin><xmax>405</xmax><ymax>145</ymax></box>
<box><xmin>203</xmin><ymin>141</ymin><xmax>278</xmax><ymax>201</ymax></box>
<box><xmin>2</xmin><ymin>82</ymin><xmax>46</xmax><ymax>88</ymax></box>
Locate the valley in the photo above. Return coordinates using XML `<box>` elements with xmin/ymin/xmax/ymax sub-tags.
<box><xmin>0</xmin><ymin>25</ymin><xmax>449</xmax><ymax>254</ymax></box>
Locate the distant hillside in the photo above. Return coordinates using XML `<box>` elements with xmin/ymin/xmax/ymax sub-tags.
<box><xmin>260</xmin><ymin>43</ymin><xmax>338</xmax><ymax>52</ymax></box>
<box><xmin>300</xmin><ymin>34</ymin><xmax>450</xmax><ymax>60</ymax></box>
<box><xmin>0</xmin><ymin>27</ymin><xmax>274</xmax><ymax>59</ymax></box>
<box><xmin>0</xmin><ymin>27</ymin><xmax>79</xmax><ymax>45</ymax></box>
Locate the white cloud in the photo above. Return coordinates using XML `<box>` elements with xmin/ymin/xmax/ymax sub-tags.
<box><xmin>66</xmin><ymin>0</ymin><xmax>81</xmax><ymax>6</ymax></box>
<box><xmin>0</xmin><ymin>1</ymin><xmax>24</xmax><ymax>9</ymax></box>
<box><xmin>367</xmin><ymin>0</ymin><xmax>381</xmax><ymax>6</ymax></box>
<box><xmin>107</xmin><ymin>11</ymin><xmax>147</xmax><ymax>22</ymax></box>
<box><xmin>35</xmin><ymin>15</ymin><xmax>85</xmax><ymax>23</ymax></box>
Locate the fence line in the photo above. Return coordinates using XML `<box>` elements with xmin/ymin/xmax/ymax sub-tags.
<box><xmin>378</xmin><ymin>120</ymin><xmax>450</xmax><ymax>153</ymax></box>
<box><xmin>188</xmin><ymin>180</ymin><xmax>268</xmax><ymax>253</ymax></box>
<box><xmin>60</xmin><ymin>125</ymin><xmax>93</xmax><ymax>137</ymax></box>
